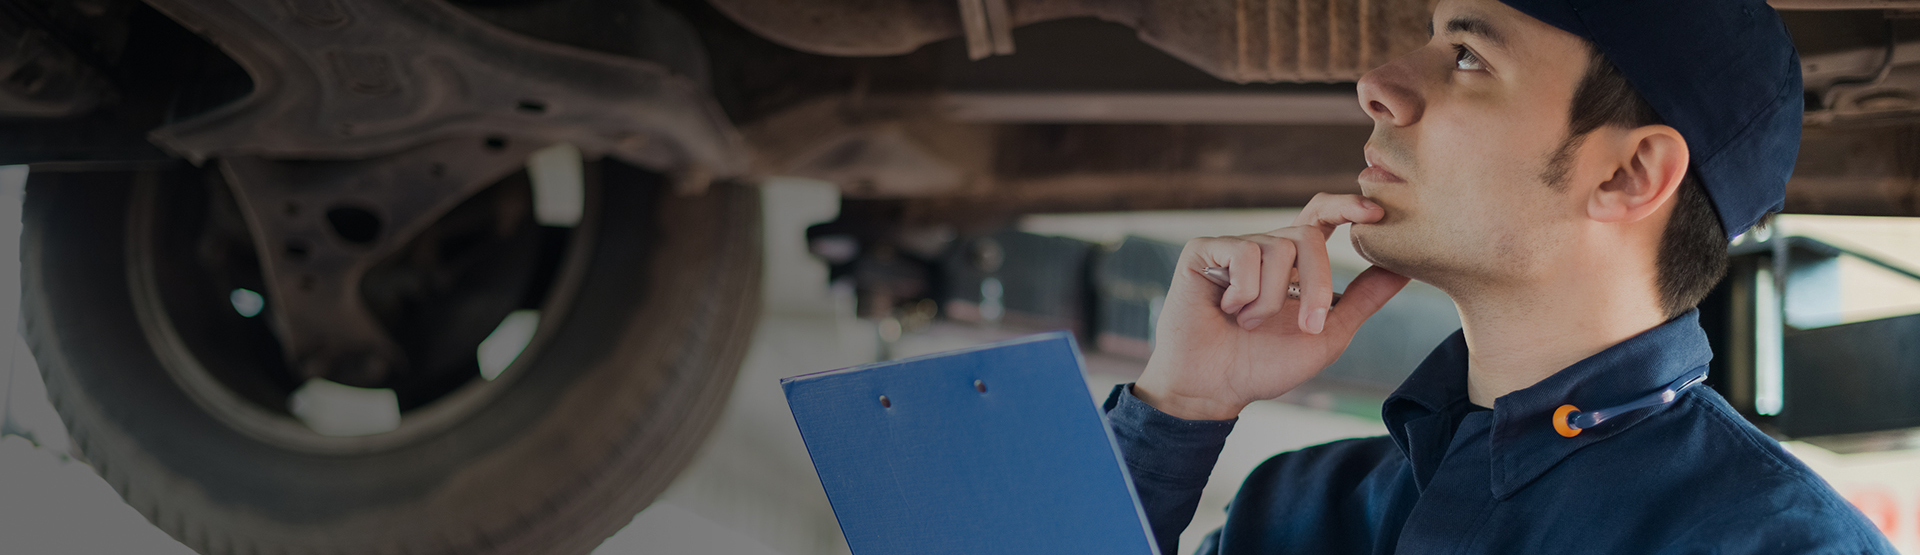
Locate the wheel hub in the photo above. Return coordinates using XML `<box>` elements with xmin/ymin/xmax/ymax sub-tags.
<box><xmin>220</xmin><ymin>137</ymin><xmax>539</xmax><ymax>387</ymax></box>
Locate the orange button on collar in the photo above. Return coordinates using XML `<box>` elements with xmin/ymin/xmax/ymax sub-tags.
<box><xmin>1553</xmin><ymin>405</ymin><xmax>1582</xmax><ymax>438</ymax></box>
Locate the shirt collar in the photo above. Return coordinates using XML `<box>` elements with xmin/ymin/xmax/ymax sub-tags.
<box><xmin>1382</xmin><ymin>310</ymin><xmax>1714</xmax><ymax>499</ymax></box>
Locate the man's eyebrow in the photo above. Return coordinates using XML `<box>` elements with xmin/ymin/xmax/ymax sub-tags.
<box><xmin>1443</xmin><ymin>16</ymin><xmax>1509</xmax><ymax>49</ymax></box>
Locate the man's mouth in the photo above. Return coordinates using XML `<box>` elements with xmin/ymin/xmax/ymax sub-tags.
<box><xmin>1360</xmin><ymin>146</ymin><xmax>1405</xmax><ymax>184</ymax></box>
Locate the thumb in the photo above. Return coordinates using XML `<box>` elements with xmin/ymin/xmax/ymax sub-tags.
<box><xmin>1325</xmin><ymin>265</ymin><xmax>1411</xmax><ymax>335</ymax></box>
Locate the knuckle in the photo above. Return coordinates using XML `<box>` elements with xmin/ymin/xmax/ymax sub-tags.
<box><xmin>1188</xmin><ymin>235</ymin><xmax>1230</xmax><ymax>249</ymax></box>
<box><xmin>1179</xmin><ymin>239</ymin><xmax>1205</xmax><ymax>258</ymax></box>
<box><xmin>1269</xmin><ymin>237</ymin><xmax>1297</xmax><ymax>258</ymax></box>
<box><xmin>1185</xmin><ymin>237</ymin><xmax>1231</xmax><ymax>260</ymax></box>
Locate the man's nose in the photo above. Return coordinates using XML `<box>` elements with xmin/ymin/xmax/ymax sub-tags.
<box><xmin>1356</xmin><ymin>58</ymin><xmax>1424</xmax><ymax>127</ymax></box>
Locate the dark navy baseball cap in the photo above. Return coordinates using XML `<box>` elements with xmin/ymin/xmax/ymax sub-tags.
<box><xmin>1496</xmin><ymin>0</ymin><xmax>1803</xmax><ymax>238</ymax></box>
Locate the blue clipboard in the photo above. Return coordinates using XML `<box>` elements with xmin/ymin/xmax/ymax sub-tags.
<box><xmin>781</xmin><ymin>331</ymin><xmax>1160</xmax><ymax>555</ymax></box>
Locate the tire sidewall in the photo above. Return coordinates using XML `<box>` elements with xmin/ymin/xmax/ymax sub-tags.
<box><xmin>23</xmin><ymin>168</ymin><xmax>762</xmax><ymax>554</ymax></box>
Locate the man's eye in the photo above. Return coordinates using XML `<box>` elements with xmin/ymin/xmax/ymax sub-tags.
<box><xmin>1453</xmin><ymin>45</ymin><xmax>1485</xmax><ymax>71</ymax></box>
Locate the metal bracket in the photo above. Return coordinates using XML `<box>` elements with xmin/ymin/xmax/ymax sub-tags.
<box><xmin>220</xmin><ymin>137</ymin><xmax>539</xmax><ymax>386</ymax></box>
<box><xmin>125</xmin><ymin>0</ymin><xmax>759</xmax><ymax>385</ymax></box>
<box><xmin>141</xmin><ymin>0</ymin><xmax>747</xmax><ymax>180</ymax></box>
<box><xmin>957</xmin><ymin>0</ymin><xmax>1014</xmax><ymax>60</ymax></box>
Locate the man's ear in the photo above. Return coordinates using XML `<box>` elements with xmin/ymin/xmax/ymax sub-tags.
<box><xmin>1589</xmin><ymin>125</ymin><xmax>1689</xmax><ymax>224</ymax></box>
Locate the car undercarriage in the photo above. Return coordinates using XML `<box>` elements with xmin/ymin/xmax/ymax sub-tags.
<box><xmin>3</xmin><ymin>0</ymin><xmax>1918</xmax><ymax>553</ymax></box>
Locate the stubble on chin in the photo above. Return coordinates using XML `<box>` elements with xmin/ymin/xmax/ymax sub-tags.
<box><xmin>1349</xmin><ymin>223</ymin><xmax>1444</xmax><ymax>284</ymax></box>
<box><xmin>1350</xmin><ymin>224</ymin><xmax>1408</xmax><ymax>272</ymax></box>
<box><xmin>1349</xmin><ymin>227</ymin><xmax>1383</xmax><ymax>268</ymax></box>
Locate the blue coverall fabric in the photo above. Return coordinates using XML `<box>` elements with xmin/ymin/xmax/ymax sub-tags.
<box><xmin>1102</xmin><ymin>311</ymin><xmax>1895</xmax><ymax>554</ymax></box>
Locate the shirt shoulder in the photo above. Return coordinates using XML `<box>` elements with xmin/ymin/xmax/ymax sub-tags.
<box><xmin>1643</xmin><ymin>390</ymin><xmax>1896</xmax><ymax>553</ymax></box>
<box><xmin>1660</xmin><ymin>479</ymin><xmax>1896</xmax><ymax>554</ymax></box>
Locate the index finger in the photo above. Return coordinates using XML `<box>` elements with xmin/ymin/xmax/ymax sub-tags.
<box><xmin>1292</xmin><ymin>193</ymin><xmax>1385</xmax><ymax>235</ymax></box>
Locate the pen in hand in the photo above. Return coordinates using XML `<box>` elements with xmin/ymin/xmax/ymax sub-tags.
<box><xmin>1196</xmin><ymin>266</ymin><xmax>1342</xmax><ymax>306</ymax></box>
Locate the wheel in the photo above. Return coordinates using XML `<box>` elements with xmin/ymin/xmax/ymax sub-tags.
<box><xmin>22</xmin><ymin>162</ymin><xmax>762</xmax><ymax>554</ymax></box>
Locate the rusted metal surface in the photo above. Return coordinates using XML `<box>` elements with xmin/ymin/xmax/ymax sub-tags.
<box><xmin>745</xmin><ymin>94</ymin><xmax>1370</xmax><ymax>221</ymax></box>
<box><xmin>219</xmin><ymin>137</ymin><xmax>540</xmax><ymax>386</ymax></box>
<box><xmin>941</xmin><ymin>92</ymin><xmax>1371</xmax><ymax>124</ymax></box>
<box><xmin>119</xmin><ymin>0</ymin><xmax>759</xmax><ymax>385</ymax></box>
<box><xmin>0</xmin><ymin>14</ymin><xmax>111</xmax><ymax>118</ymax></box>
<box><xmin>958</xmin><ymin>0</ymin><xmax>1016</xmax><ymax>59</ymax></box>
<box><xmin>140</xmin><ymin>0</ymin><xmax>746</xmax><ymax>180</ymax></box>
<box><xmin>718</xmin><ymin>1</ymin><xmax>1920</xmax><ymax>225</ymax></box>
<box><xmin>741</xmin><ymin>96</ymin><xmax>988</xmax><ymax>198</ymax></box>
<box><xmin>747</xmin><ymin>91</ymin><xmax>1920</xmax><ymax>226</ymax></box>
<box><xmin>1788</xmin><ymin>125</ymin><xmax>1920</xmax><ymax>217</ymax></box>
<box><xmin>1771</xmin><ymin>0</ymin><xmax>1920</xmax><ymax>9</ymax></box>
<box><xmin>704</xmin><ymin>0</ymin><xmax>1432</xmax><ymax>83</ymax></box>
<box><xmin>11</xmin><ymin>0</ymin><xmax>1914</xmax><ymax>264</ymax></box>
<box><xmin>1122</xmin><ymin>0</ymin><xmax>1434</xmax><ymax>82</ymax></box>
<box><xmin>1801</xmin><ymin>37</ymin><xmax>1920</xmax><ymax>126</ymax></box>
<box><xmin>701</xmin><ymin>0</ymin><xmax>965</xmax><ymax>59</ymax></box>
<box><xmin>888</xmin><ymin>121</ymin><xmax>1372</xmax><ymax>224</ymax></box>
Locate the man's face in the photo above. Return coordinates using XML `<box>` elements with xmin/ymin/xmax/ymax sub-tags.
<box><xmin>1349</xmin><ymin>0</ymin><xmax>1595</xmax><ymax>289</ymax></box>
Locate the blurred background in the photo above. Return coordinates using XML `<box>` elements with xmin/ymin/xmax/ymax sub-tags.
<box><xmin>3</xmin><ymin>0</ymin><xmax>1920</xmax><ymax>554</ymax></box>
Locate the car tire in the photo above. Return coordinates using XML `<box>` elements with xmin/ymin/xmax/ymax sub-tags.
<box><xmin>21</xmin><ymin>164</ymin><xmax>761</xmax><ymax>554</ymax></box>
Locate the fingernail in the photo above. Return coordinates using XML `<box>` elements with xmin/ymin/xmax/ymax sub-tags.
<box><xmin>1308</xmin><ymin>307</ymin><xmax>1328</xmax><ymax>334</ymax></box>
<box><xmin>1362</xmin><ymin>199</ymin><xmax>1381</xmax><ymax>210</ymax></box>
<box><xmin>1242</xmin><ymin>318</ymin><xmax>1263</xmax><ymax>330</ymax></box>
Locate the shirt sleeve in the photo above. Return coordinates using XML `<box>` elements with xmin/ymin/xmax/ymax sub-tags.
<box><xmin>1102</xmin><ymin>383</ymin><xmax>1236</xmax><ymax>555</ymax></box>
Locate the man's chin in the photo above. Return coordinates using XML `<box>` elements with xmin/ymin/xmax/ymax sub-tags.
<box><xmin>1350</xmin><ymin>225</ymin><xmax>1412</xmax><ymax>277</ymax></box>
<box><xmin>1349</xmin><ymin>225</ymin><xmax>1387</xmax><ymax>267</ymax></box>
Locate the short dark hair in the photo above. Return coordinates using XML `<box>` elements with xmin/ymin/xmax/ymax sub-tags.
<box><xmin>1545</xmin><ymin>47</ymin><xmax>1729</xmax><ymax>320</ymax></box>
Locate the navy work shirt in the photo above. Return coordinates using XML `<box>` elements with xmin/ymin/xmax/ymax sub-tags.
<box><xmin>1104</xmin><ymin>311</ymin><xmax>1895</xmax><ymax>554</ymax></box>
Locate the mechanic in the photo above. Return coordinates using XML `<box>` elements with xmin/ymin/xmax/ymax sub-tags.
<box><xmin>1104</xmin><ymin>0</ymin><xmax>1898</xmax><ymax>553</ymax></box>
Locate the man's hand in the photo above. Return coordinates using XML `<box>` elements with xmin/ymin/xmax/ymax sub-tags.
<box><xmin>1133</xmin><ymin>193</ymin><xmax>1412</xmax><ymax>420</ymax></box>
